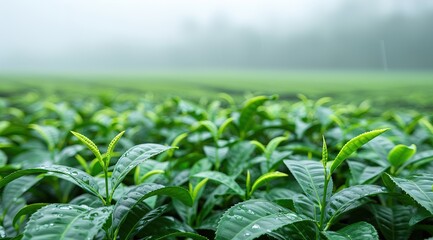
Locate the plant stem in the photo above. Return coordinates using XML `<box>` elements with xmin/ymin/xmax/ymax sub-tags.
<box><xmin>319</xmin><ymin>170</ymin><xmax>330</xmax><ymax>231</ymax></box>
<box><xmin>104</xmin><ymin>167</ymin><xmax>110</xmax><ymax>205</ymax></box>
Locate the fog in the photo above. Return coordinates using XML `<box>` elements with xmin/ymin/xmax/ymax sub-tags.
<box><xmin>1</xmin><ymin>0</ymin><xmax>432</xmax><ymax>72</ymax></box>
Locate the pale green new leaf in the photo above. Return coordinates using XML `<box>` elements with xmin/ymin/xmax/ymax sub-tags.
<box><xmin>388</xmin><ymin>144</ymin><xmax>416</xmax><ymax>168</ymax></box>
<box><xmin>216</xmin><ymin>199</ymin><xmax>307</xmax><ymax>240</ymax></box>
<box><xmin>326</xmin><ymin>185</ymin><xmax>386</xmax><ymax>227</ymax></box>
<box><xmin>250</xmin><ymin>171</ymin><xmax>288</xmax><ymax>196</ymax></box>
<box><xmin>265</xmin><ymin>136</ymin><xmax>288</xmax><ymax>160</ymax></box>
<box><xmin>192</xmin><ymin>178</ymin><xmax>208</xmax><ymax>202</ymax></box>
<box><xmin>218</xmin><ymin>117</ymin><xmax>234</xmax><ymax>138</ymax></box>
<box><xmin>193</xmin><ymin>171</ymin><xmax>244</xmax><ymax>196</ymax></box>
<box><xmin>330</xmin><ymin>128</ymin><xmax>389</xmax><ymax>174</ymax></box>
<box><xmin>110</xmin><ymin>144</ymin><xmax>172</xmax><ymax>194</ymax></box>
<box><xmin>324</xmin><ymin>222</ymin><xmax>379</xmax><ymax>240</ymax></box>
<box><xmin>390</xmin><ymin>174</ymin><xmax>433</xmax><ymax>214</ymax></box>
<box><xmin>22</xmin><ymin>204</ymin><xmax>112</xmax><ymax>240</ymax></box>
<box><xmin>106</xmin><ymin>130</ymin><xmax>125</xmax><ymax>165</ymax></box>
<box><xmin>71</xmin><ymin>131</ymin><xmax>103</xmax><ymax>165</ymax></box>
<box><xmin>284</xmin><ymin>160</ymin><xmax>332</xmax><ymax>206</ymax></box>
<box><xmin>322</xmin><ymin>136</ymin><xmax>328</xmax><ymax>165</ymax></box>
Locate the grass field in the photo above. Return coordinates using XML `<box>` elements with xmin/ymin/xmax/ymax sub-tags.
<box><xmin>1</xmin><ymin>71</ymin><xmax>432</xmax><ymax>111</ymax></box>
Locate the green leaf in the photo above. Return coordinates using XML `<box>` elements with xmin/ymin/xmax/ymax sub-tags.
<box><xmin>227</xmin><ymin>141</ymin><xmax>255</xmax><ymax>177</ymax></box>
<box><xmin>197</xmin><ymin>120</ymin><xmax>218</xmax><ymax>142</ymax></box>
<box><xmin>322</xmin><ymin>136</ymin><xmax>328</xmax><ymax>166</ymax></box>
<box><xmin>106</xmin><ymin>131</ymin><xmax>125</xmax><ymax>165</ymax></box>
<box><xmin>265</xmin><ymin>136</ymin><xmax>288</xmax><ymax>160</ymax></box>
<box><xmin>2</xmin><ymin>176</ymin><xmax>42</xmax><ymax>211</ymax></box>
<box><xmin>250</xmin><ymin>171</ymin><xmax>288</xmax><ymax>196</ymax></box>
<box><xmin>136</xmin><ymin>216</ymin><xmax>204</xmax><ymax>240</ymax></box>
<box><xmin>137</xmin><ymin>169</ymin><xmax>165</xmax><ymax>184</ymax></box>
<box><xmin>370</xmin><ymin>205</ymin><xmax>413</xmax><ymax>240</ymax></box>
<box><xmin>22</xmin><ymin>204</ymin><xmax>112</xmax><ymax>240</ymax></box>
<box><xmin>401</xmin><ymin>150</ymin><xmax>433</xmax><ymax>170</ymax></box>
<box><xmin>110</xmin><ymin>144</ymin><xmax>172</xmax><ymax>194</ymax></box>
<box><xmin>348</xmin><ymin>161</ymin><xmax>386</xmax><ymax>185</ymax></box>
<box><xmin>324</xmin><ymin>222</ymin><xmax>379</xmax><ymax>240</ymax></box>
<box><xmin>0</xmin><ymin>165</ymin><xmax>102</xmax><ymax>202</ymax></box>
<box><xmin>326</xmin><ymin>185</ymin><xmax>386</xmax><ymax>227</ymax></box>
<box><xmin>30</xmin><ymin>124</ymin><xmax>60</xmax><ymax>152</ymax></box>
<box><xmin>112</xmin><ymin>183</ymin><xmax>192</xmax><ymax>237</ymax></box>
<box><xmin>71</xmin><ymin>131</ymin><xmax>103</xmax><ymax>165</ymax></box>
<box><xmin>284</xmin><ymin>160</ymin><xmax>332</xmax><ymax>207</ymax></box>
<box><xmin>13</xmin><ymin>203</ymin><xmax>49</xmax><ymax>226</ymax></box>
<box><xmin>388</xmin><ymin>144</ymin><xmax>416</xmax><ymax>168</ymax></box>
<box><xmin>250</xmin><ymin>140</ymin><xmax>266</xmax><ymax>154</ymax></box>
<box><xmin>215</xmin><ymin>199</ymin><xmax>306</xmax><ymax>240</ymax></box>
<box><xmin>118</xmin><ymin>205</ymin><xmax>168</xmax><ymax>240</ymax></box>
<box><xmin>330</xmin><ymin>128</ymin><xmax>389</xmax><ymax>174</ymax></box>
<box><xmin>192</xmin><ymin>178</ymin><xmax>208</xmax><ymax>202</ymax></box>
<box><xmin>239</xmin><ymin>95</ymin><xmax>277</xmax><ymax>138</ymax></box>
<box><xmin>390</xmin><ymin>174</ymin><xmax>433</xmax><ymax>214</ymax></box>
<box><xmin>193</xmin><ymin>171</ymin><xmax>244</xmax><ymax>196</ymax></box>
<box><xmin>218</xmin><ymin>117</ymin><xmax>234</xmax><ymax>138</ymax></box>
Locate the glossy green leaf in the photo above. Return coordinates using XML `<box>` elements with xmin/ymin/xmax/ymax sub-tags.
<box><xmin>2</xmin><ymin>176</ymin><xmax>42</xmax><ymax>211</ymax></box>
<box><xmin>110</xmin><ymin>144</ymin><xmax>172</xmax><ymax>194</ymax></box>
<box><xmin>216</xmin><ymin>199</ymin><xmax>306</xmax><ymax>240</ymax></box>
<box><xmin>324</xmin><ymin>222</ymin><xmax>379</xmax><ymax>240</ymax></box>
<box><xmin>112</xmin><ymin>183</ymin><xmax>192</xmax><ymax>237</ymax></box>
<box><xmin>348</xmin><ymin>161</ymin><xmax>386</xmax><ymax>185</ymax></box>
<box><xmin>0</xmin><ymin>165</ymin><xmax>102</xmax><ymax>201</ymax></box>
<box><xmin>22</xmin><ymin>204</ymin><xmax>112</xmax><ymax>240</ymax></box>
<box><xmin>326</xmin><ymin>185</ymin><xmax>386</xmax><ymax>227</ymax></box>
<box><xmin>13</xmin><ymin>203</ymin><xmax>48</xmax><ymax>226</ymax></box>
<box><xmin>120</xmin><ymin>204</ymin><xmax>169</xmax><ymax>240</ymax></box>
<box><xmin>284</xmin><ymin>160</ymin><xmax>332</xmax><ymax>206</ymax></box>
<box><xmin>330</xmin><ymin>128</ymin><xmax>389</xmax><ymax>174</ymax></box>
<box><xmin>390</xmin><ymin>174</ymin><xmax>433</xmax><ymax>214</ymax></box>
<box><xmin>370</xmin><ymin>205</ymin><xmax>413</xmax><ymax>240</ymax></box>
<box><xmin>401</xmin><ymin>150</ymin><xmax>433</xmax><ymax>170</ymax></box>
<box><xmin>193</xmin><ymin>171</ymin><xmax>244</xmax><ymax>196</ymax></box>
<box><xmin>227</xmin><ymin>141</ymin><xmax>255</xmax><ymax>177</ymax></box>
<box><xmin>388</xmin><ymin>144</ymin><xmax>416</xmax><ymax>168</ymax></box>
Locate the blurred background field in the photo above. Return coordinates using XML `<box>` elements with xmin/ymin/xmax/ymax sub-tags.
<box><xmin>1</xmin><ymin>71</ymin><xmax>432</xmax><ymax>112</ymax></box>
<box><xmin>1</xmin><ymin>0</ymin><xmax>432</xmax><ymax>112</ymax></box>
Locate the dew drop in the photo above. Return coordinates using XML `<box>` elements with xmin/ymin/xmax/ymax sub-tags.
<box><xmin>252</xmin><ymin>224</ymin><xmax>260</xmax><ymax>230</ymax></box>
<box><xmin>244</xmin><ymin>232</ymin><xmax>251</xmax><ymax>237</ymax></box>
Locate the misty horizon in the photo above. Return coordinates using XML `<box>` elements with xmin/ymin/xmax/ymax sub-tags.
<box><xmin>1</xmin><ymin>0</ymin><xmax>433</xmax><ymax>72</ymax></box>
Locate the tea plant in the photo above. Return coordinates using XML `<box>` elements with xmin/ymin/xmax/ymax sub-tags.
<box><xmin>0</xmin><ymin>92</ymin><xmax>432</xmax><ymax>240</ymax></box>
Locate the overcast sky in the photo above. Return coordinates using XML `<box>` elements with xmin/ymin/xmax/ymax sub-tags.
<box><xmin>1</xmin><ymin>0</ymin><xmax>432</xmax><ymax>71</ymax></box>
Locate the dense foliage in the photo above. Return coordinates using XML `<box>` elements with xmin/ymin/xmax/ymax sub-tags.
<box><xmin>0</xmin><ymin>92</ymin><xmax>432</xmax><ymax>239</ymax></box>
